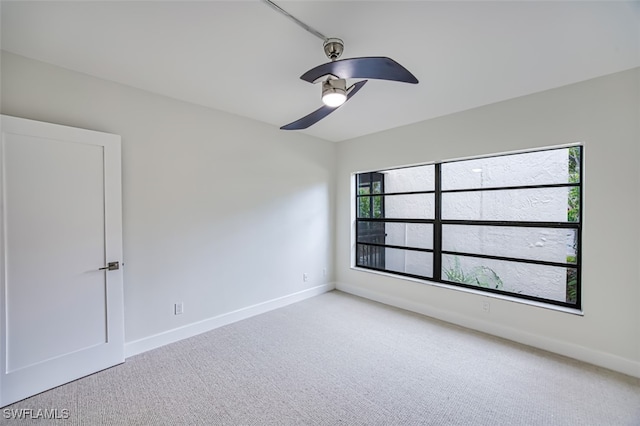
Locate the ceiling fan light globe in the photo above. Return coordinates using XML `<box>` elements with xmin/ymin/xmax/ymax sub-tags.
<box><xmin>321</xmin><ymin>79</ymin><xmax>348</xmax><ymax>107</ymax></box>
<box><xmin>322</xmin><ymin>91</ymin><xmax>347</xmax><ymax>107</ymax></box>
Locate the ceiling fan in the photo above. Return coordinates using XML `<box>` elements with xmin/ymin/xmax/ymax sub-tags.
<box><xmin>263</xmin><ymin>0</ymin><xmax>419</xmax><ymax>130</ymax></box>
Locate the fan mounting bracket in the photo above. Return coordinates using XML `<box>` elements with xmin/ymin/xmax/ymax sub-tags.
<box><xmin>323</xmin><ymin>38</ymin><xmax>344</xmax><ymax>61</ymax></box>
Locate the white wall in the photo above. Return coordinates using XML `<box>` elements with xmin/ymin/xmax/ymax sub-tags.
<box><xmin>0</xmin><ymin>51</ymin><xmax>336</xmax><ymax>353</ymax></box>
<box><xmin>336</xmin><ymin>67</ymin><xmax>640</xmax><ymax>378</ymax></box>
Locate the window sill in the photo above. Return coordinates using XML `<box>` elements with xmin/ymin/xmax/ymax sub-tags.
<box><xmin>350</xmin><ymin>266</ymin><xmax>584</xmax><ymax>316</ymax></box>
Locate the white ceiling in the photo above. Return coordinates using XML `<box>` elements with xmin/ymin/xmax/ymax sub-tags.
<box><xmin>1</xmin><ymin>1</ymin><xmax>639</xmax><ymax>142</ymax></box>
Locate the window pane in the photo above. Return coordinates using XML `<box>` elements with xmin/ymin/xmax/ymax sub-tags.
<box><xmin>382</xmin><ymin>164</ymin><xmax>435</xmax><ymax>193</ymax></box>
<box><xmin>372</xmin><ymin>196</ymin><xmax>383</xmax><ymax>218</ymax></box>
<box><xmin>357</xmin><ymin>174</ymin><xmax>370</xmax><ymax>194</ymax></box>
<box><xmin>442</xmin><ymin>187</ymin><xmax>579</xmax><ymax>222</ymax></box>
<box><xmin>385</xmin><ymin>194</ymin><xmax>434</xmax><ymax>219</ymax></box>
<box><xmin>357</xmin><ymin>196</ymin><xmax>384</xmax><ymax>218</ymax></box>
<box><xmin>357</xmin><ymin>172</ymin><xmax>384</xmax><ymax>194</ymax></box>
<box><xmin>385</xmin><ymin>248</ymin><xmax>433</xmax><ymax>277</ymax></box>
<box><xmin>358</xmin><ymin>197</ymin><xmax>369</xmax><ymax>218</ymax></box>
<box><xmin>442</xmin><ymin>254</ymin><xmax>574</xmax><ymax>303</ymax></box>
<box><xmin>356</xmin><ymin>244</ymin><xmax>385</xmax><ymax>269</ymax></box>
<box><xmin>386</xmin><ymin>222</ymin><xmax>433</xmax><ymax>249</ymax></box>
<box><xmin>441</xmin><ymin>148</ymin><xmax>578</xmax><ymax>190</ymax></box>
<box><xmin>442</xmin><ymin>225</ymin><xmax>577</xmax><ymax>264</ymax></box>
<box><xmin>356</xmin><ymin>222</ymin><xmax>386</xmax><ymax>245</ymax></box>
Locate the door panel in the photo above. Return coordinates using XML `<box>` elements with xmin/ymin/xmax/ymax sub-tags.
<box><xmin>0</xmin><ymin>115</ymin><xmax>124</xmax><ymax>407</ymax></box>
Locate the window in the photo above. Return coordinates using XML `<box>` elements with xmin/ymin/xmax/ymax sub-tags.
<box><xmin>355</xmin><ymin>146</ymin><xmax>582</xmax><ymax>309</ymax></box>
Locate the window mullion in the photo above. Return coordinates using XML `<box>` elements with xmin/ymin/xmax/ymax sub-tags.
<box><xmin>576</xmin><ymin>145</ymin><xmax>584</xmax><ymax>308</ymax></box>
<box><xmin>434</xmin><ymin>163</ymin><xmax>442</xmax><ymax>281</ymax></box>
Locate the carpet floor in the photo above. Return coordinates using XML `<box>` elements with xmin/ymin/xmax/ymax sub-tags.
<box><xmin>2</xmin><ymin>290</ymin><xmax>639</xmax><ymax>425</ymax></box>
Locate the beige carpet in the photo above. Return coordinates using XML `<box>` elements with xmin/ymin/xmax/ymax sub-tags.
<box><xmin>2</xmin><ymin>290</ymin><xmax>639</xmax><ymax>425</ymax></box>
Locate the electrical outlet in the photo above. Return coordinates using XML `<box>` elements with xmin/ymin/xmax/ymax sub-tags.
<box><xmin>323</xmin><ymin>268</ymin><xmax>327</xmax><ymax>277</ymax></box>
<box><xmin>482</xmin><ymin>300</ymin><xmax>491</xmax><ymax>313</ymax></box>
<box><xmin>174</xmin><ymin>302</ymin><xmax>184</xmax><ymax>315</ymax></box>
<box><xmin>303</xmin><ymin>273</ymin><xmax>309</xmax><ymax>282</ymax></box>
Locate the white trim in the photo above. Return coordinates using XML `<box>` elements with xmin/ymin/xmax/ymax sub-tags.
<box><xmin>124</xmin><ymin>283</ymin><xmax>335</xmax><ymax>358</ymax></box>
<box><xmin>336</xmin><ymin>281</ymin><xmax>640</xmax><ymax>380</ymax></box>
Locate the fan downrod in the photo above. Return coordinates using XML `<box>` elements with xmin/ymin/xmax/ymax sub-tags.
<box><xmin>323</xmin><ymin>38</ymin><xmax>344</xmax><ymax>61</ymax></box>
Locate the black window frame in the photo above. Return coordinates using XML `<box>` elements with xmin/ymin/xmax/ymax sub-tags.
<box><xmin>354</xmin><ymin>145</ymin><xmax>582</xmax><ymax>310</ymax></box>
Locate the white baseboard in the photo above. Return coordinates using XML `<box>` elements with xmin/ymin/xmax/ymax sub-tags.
<box><xmin>336</xmin><ymin>281</ymin><xmax>640</xmax><ymax>380</ymax></box>
<box><xmin>125</xmin><ymin>283</ymin><xmax>335</xmax><ymax>358</ymax></box>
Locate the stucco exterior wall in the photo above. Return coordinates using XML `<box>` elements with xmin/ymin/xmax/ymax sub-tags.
<box><xmin>380</xmin><ymin>148</ymin><xmax>572</xmax><ymax>301</ymax></box>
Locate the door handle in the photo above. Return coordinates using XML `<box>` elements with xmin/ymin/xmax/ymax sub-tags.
<box><xmin>98</xmin><ymin>261</ymin><xmax>120</xmax><ymax>271</ymax></box>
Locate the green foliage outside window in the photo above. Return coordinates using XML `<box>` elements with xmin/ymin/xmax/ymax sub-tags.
<box><xmin>566</xmin><ymin>267</ymin><xmax>578</xmax><ymax>304</ymax></box>
<box><xmin>567</xmin><ymin>147</ymin><xmax>580</xmax><ymax>222</ymax></box>
<box><xmin>358</xmin><ymin>188</ymin><xmax>383</xmax><ymax>218</ymax></box>
<box><xmin>444</xmin><ymin>257</ymin><xmax>504</xmax><ymax>290</ymax></box>
<box><xmin>566</xmin><ymin>146</ymin><xmax>580</xmax><ymax>303</ymax></box>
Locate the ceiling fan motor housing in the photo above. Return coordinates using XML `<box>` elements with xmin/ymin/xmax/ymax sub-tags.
<box><xmin>322</xmin><ymin>78</ymin><xmax>346</xmax><ymax>94</ymax></box>
<box><xmin>323</xmin><ymin>38</ymin><xmax>344</xmax><ymax>60</ymax></box>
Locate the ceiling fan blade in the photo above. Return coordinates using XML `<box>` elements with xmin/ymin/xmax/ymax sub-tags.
<box><xmin>281</xmin><ymin>80</ymin><xmax>368</xmax><ymax>130</ymax></box>
<box><xmin>301</xmin><ymin>57</ymin><xmax>418</xmax><ymax>84</ymax></box>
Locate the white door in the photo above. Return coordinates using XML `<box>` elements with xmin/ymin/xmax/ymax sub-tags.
<box><xmin>0</xmin><ymin>115</ymin><xmax>124</xmax><ymax>407</ymax></box>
